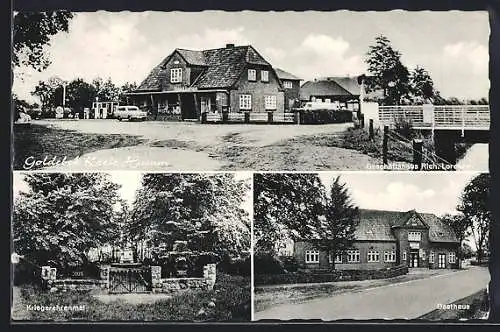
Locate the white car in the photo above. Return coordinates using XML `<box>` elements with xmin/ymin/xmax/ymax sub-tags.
<box><xmin>303</xmin><ymin>101</ymin><xmax>340</xmax><ymax>111</ymax></box>
<box><xmin>114</xmin><ymin>106</ymin><xmax>148</xmax><ymax>121</ymax></box>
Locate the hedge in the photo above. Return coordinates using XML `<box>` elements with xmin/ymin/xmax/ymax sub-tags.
<box><xmin>254</xmin><ymin>265</ymin><xmax>408</xmax><ymax>286</ymax></box>
<box><xmin>298</xmin><ymin>109</ymin><xmax>353</xmax><ymax>124</ymax></box>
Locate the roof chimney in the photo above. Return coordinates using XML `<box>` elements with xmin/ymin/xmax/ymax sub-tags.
<box><xmin>226</xmin><ymin>43</ymin><xmax>235</xmax><ymax>48</ymax></box>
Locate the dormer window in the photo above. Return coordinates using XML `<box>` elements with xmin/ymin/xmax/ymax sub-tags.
<box><xmin>261</xmin><ymin>70</ymin><xmax>269</xmax><ymax>82</ymax></box>
<box><xmin>248</xmin><ymin>69</ymin><xmax>256</xmax><ymax>81</ymax></box>
<box><xmin>408</xmin><ymin>231</ymin><xmax>422</xmax><ymax>242</ymax></box>
<box><xmin>283</xmin><ymin>81</ymin><xmax>293</xmax><ymax>89</ymax></box>
<box><xmin>170</xmin><ymin>68</ymin><xmax>182</xmax><ymax>83</ymax></box>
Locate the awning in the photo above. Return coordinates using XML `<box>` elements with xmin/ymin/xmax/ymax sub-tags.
<box><xmin>126</xmin><ymin>89</ymin><xmax>229</xmax><ymax>96</ymax></box>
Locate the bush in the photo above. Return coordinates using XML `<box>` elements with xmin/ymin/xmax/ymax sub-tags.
<box><xmin>254</xmin><ymin>265</ymin><xmax>408</xmax><ymax>286</ymax></box>
<box><xmin>299</xmin><ymin>109</ymin><xmax>353</xmax><ymax>124</ymax></box>
<box><xmin>217</xmin><ymin>256</ymin><xmax>251</xmax><ymax>276</ymax></box>
<box><xmin>279</xmin><ymin>256</ymin><xmax>299</xmax><ymax>273</ymax></box>
<box><xmin>253</xmin><ymin>253</ymin><xmax>286</xmax><ymax>275</ymax></box>
<box><xmin>393</xmin><ymin>115</ymin><xmax>414</xmax><ymax>140</ymax></box>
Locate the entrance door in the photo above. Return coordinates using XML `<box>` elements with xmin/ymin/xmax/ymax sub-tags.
<box><xmin>410</xmin><ymin>251</ymin><xmax>419</xmax><ymax>268</ymax></box>
<box><xmin>438</xmin><ymin>254</ymin><xmax>446</xmax><ymax>269</ymax></box>
<box><xmin>180</xmin><ymin>94</ymin><xmax>198</xmax><ymax>120</ymax></box>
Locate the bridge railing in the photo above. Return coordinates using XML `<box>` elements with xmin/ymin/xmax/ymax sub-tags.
<box><xmin>379</xmin><ymin>106</ymin><xmax>426</xmax><ymax>126</ymax></box>
<box><xmin>378</xmin><ymin>104</ymin><xmax>489</xmax><ymax>130</ymax></box>
<box><xmin>433</xmin><ymin>105</ymin><xmax>490</xmax><ymax>129</ymax></box>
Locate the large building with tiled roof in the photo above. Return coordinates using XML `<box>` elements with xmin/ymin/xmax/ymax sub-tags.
<box><xmin>293</xmin><ymin>209</ymin><xmax>460</xmax><ymax>270</ymax></box>
<box><xmin>299</xmin><ymin>76</ymin><xmax>363</xmax><ymax>111</ymax></box>
<box><xmin>128</xmin><ymin>43</ymin><xmax>292</xmax><ymax>120</ymax></box>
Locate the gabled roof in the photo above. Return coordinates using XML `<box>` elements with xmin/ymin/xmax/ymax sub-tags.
<box><xmin>136</xmin><ymin>60</ymin><xmax>168</xmax><ymax>91</ymax></box>
<box><xmin>299</xmin><ymin>76</ymin><xmax>362</xmax><ymax>100</ymax></box>
<box><xmin>355</xmin><ymin>209</ymin><xmax>458</xmax><ymax>243</ymax></box>
<box><xmin>176</xmin><ymin>49</ymin><xmax>207</xmax><ymax>66</ymax></box>
<box><xmin>274</xmin><ymin>68</ymin><xmax>301</xmax><ymax>81</ymax></box>
<box><xmin>136</xmin><ymin>45</ymin><xmax>272</xmax><ymax>91</ymax></box>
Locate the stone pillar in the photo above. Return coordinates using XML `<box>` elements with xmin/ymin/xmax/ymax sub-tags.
<box><xmin>49</xmin><ymin>268</ymin><xmax>57</xmax><ymax>280</ymax></box>
<box><xmin>151</xmin><ymin>265</ymin><xmax>162</xmax><ymax>288</ymax></box>
<box><xmin>203</xmin><ymin>264</ymin><xmax>217</xmax><ymax>290</ymax></box>
<box><xmin>41</xmin><ymin>266</ymin><xmax>51</xmax><ymax>280</ymax></box>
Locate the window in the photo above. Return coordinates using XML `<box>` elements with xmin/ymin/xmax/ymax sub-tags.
<box><xmin>347</xmin><ymin>249</ymin><xmax>360</xmax><ymax>263</ymax></box>
<box><xmin>170</xmin><ymin>68</ymin><xmax>182</xmax><ymax>83</ymax></box>
<box><xmin>239</xmin><ymin>94</ymin><xmax>252</xmax><ymax>110</ymax></box>
<box><xmin>265</xmin><ymin>95</ymin><xmax>277</xmax><ymax>110</ymax></box>
<box><xmin>305</xmin><ymin>250</ymin><xmax>319</xmax><ymax>263</ymax></box>
<box><xmin>429</xmin><ymin>251</ymin><xmax>435</xmax><ymax>263</ymax></box>
<box><xmin>408</xmin><ymin>231</ymin><xmax>422</xmax><ymax>242</ymax></box>
<box><xmin>248</xmin><ymin>69</ymin><xmax>256</xmax><ymax>81</ymax></box>
<box><xmin>325</xmin><ymin>98</ymin><xmax>331</xmax><ymax>103</ymax></box>
<box><xmin>283</xmin><ymin>81</ymin><xmax>293</xmax><ymax>89</ymax></box>
<box><xmin>329</xmin><ymin>253</ymin><xmax>342</xmax><ymax>263</ymax></box>
<box><xmin>403</xmin><ymin>251</ymin><xmax>407</xmax><ymax>261</ymax></box>
<box><xmin>449</xmin><ymin>252</ymin><xmax>456</xmax><ymax>263</ymax></box>
<box><xmin>384</xmin><ymin>251</ymin><xmax>396</xmax><ymax>262</ymax></box>
<box><xmin>261</xmin><ymin>70</ymin><xmax>269</xmax><ymax>82</ymax></box>
<box><xmin>367</xmin><ymin>250</ymin><xmax>380</xmax><ymax>262</ymax></box>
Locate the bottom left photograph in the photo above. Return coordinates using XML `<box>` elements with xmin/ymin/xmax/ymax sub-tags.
<box><xmin>11</xmin><ymin>171</ymin><xmax>252</xmax><ymax>322</ymax></box>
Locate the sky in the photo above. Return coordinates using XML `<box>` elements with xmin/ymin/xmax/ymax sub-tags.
<box><xmin>13</xmin><ymin>10</ymin><xmax>489</xmax><ymax>103</ymax></box>
<box><xmin>318</xmin><ymin>171</ymin><xmax>482</xmax><ymax>216</ymax></box>
<box><xmin>12</xmin><ymin>171</ymin><xmax>253</xmax><ymax>214</ymax></box>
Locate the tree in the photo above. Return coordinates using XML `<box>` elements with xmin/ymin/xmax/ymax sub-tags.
<box><xmin>457</xmin><ymin>173</ymin><xmax>491</xmax><ymax>263</ymax></box>
<box><xmin>313</xmin><ymin>176</ymin><xmax>360</xmax><ymax>269</ymax></box>
<box><xmin>13</xmin><ymin>11</ymin><xmax>73</xmax><ymax>71</ymax></box>
<box><xmin>31</xmin><ymin>81</ymin><xmax>54</xmax><ymax>111</ymax></box>
<box><xmin>66</xmin><ymin>78</ymin><xmax>97</xmax><ymax>112</ymax></box>
<box><xmin>93</xmin><ymin>77</ymin><xmax>121</xmax><ymax>102</ymax></box>
<box><xmin>409</xmin><ymin>66</ymin><xmax>435</xmax><ymax>104</ymax></box>
<box><xmin>129</xmin><ymin>174</ymin><xmax>251</xmax><ymax>261</ymax></box>
<box><xmin>365</xmin><ymin>35</ymin><xmax>410</xmax><ymax>105</ymax></box>
<box><xmin>441</xmin><ymin>213</ymin><xmax>472</xmax><ymax>264</ymax></box>
<box><xmin>253</xmin><ymin>173</ymin><xmax>326</xmax><ymax>255</ymax></box>
<box><xmin>13</xmin><ymin>173</ymin><xmax>121</xmax><ymax>269</ymax></box>
<box><xmin>119</xmin><ymin>82</ymin><xmax>138</xmax><ymax>104</ymax></box>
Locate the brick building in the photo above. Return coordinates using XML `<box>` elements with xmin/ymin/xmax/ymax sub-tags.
<box><xmin>294</xmin><ymin>209</ymin><xmax>460</xmax><ymax>271</ymax></box>
<box><xmin>274</xmin><ymin>68</ymin><xmax>302</xmax><ymax>111</ymax></box>
<box><xmin>128</xmin><ymin>44</ymin><xmax>287</xmax><ymax>120</ymax></box>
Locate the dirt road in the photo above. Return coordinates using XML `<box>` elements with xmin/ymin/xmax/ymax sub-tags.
<box><xmin>29</xmin><ymin>120</ymin><xmax>381</xmax><ymax>171</ymax></box>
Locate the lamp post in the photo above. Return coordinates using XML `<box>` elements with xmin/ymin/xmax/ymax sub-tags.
<box><xmin>62</xmin><ymin>82</ymin><xmax>66</xmax><ymax>108</ymax></box>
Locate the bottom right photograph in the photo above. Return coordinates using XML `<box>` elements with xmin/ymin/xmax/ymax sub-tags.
<box><xmin>252</xmin><ymin>172</ymin><xmax>491</xmax><ymax>321</ymax></box>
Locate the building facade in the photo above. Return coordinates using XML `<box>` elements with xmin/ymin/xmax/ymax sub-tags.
<box><xmin>299</xmin><ymin>76</ymin><xmax>362</xmax><ymax>112</ymax></box>
<box><xmin>128</xmin><ymin>44</ymin><xmax>286</xmax><ymax>120</ymax></box>
<box><xmin>294</xmin><ymin>209</ymin><xmax>460</xmax><ymax>271</ymax></box>
<box><xmin>274</xmin><ymin>68</ymin><xmax>302</xmax><ymax>111</ymax></box>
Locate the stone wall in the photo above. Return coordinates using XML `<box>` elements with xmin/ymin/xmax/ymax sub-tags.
<box><xmin>153</xmin><ymin>277</ymin><xmax>208</xmax><ymax>293</ymax></box>
<box><xmin>151</xmin><ymin>264</ymin><xmax>217</xmax><ymax>293</ymax></box>
<box><xmin>47</xmin><ymin>279</ymin><xmax>108</xmax><ymax>293</ymax></box>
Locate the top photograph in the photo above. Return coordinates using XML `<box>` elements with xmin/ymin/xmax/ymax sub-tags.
<box><xmin>12</xmin><ymin>10</ymin><xmax>489</xmax><ymax>172</ymax></box>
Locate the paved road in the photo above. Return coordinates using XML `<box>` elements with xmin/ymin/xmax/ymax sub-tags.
<box><xmin>254</xmin><ymin>267</ymin><xmax>490</xmax><ymax>321</ymax></box>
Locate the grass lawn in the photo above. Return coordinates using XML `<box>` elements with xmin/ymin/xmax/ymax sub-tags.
<box><xmin>13</xmin><ymin>274</ymin><xmax>250</xmax><ymax>322</ymax></box>
<box><xmin>13</xmin><ymin>124</ymin><xmax>145</xmax><ymax>170</ymax></box>
<box><xmin>296</xmin><ymin>127</ymin><xmax>471</xmax><ymax>166</ymax></box>
<box><xmin>418</xmin><ymin>289</ymin><xmax>489</xmax><ymax>320</ymax></box>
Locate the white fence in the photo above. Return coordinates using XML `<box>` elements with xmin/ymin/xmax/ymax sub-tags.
<box><xmin>203</xmin><ymin>112</ymin><xmax>296</xmax><ymax>124</ymax></box>
<box><xmin>375</xmin><ymin>104</ymin><xmax>489</xmax><ymax>131</ymax></box>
